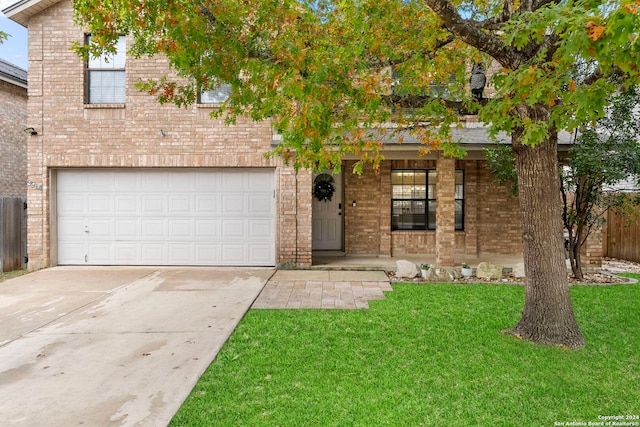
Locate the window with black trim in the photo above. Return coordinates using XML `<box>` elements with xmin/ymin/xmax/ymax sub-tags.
<box><xmin>86</xmin><ymin>35</ymin><xmax>126</xmax><ymax>104</ymax></box>
<box><xmin>455</xmin><ymin>169</ymin><xmax>464</xmax><ymax>230</ymax></box>
<box><xmin>391</xmin><ymin>169</ymin><xmax>464</xmax><ymax>231</ymax></box>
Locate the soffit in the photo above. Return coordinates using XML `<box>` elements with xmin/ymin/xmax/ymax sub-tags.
<box><xmin>2</xmin><ymin>0</ymin><xmax>62</xmax><ymax>27</ymax></box>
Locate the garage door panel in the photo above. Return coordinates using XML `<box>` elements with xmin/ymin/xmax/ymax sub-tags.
<box><xmin>250</xmin><ymin>195</ymin><xmax>274</xmax><ymax>214</ymax></box>
<box><xmin>221</xmin><ymin>195</ymin><xmax>245</xmax><ymax>213</ymax></box>
<box><xmin>88</xmin><ymin>243</ymin><xmax>112</xmax><ymax>264</ymax></box>
<box><xmin>114</xmin><ymin>171</ymin><xmax>139</xmax><ymax>190</ymax></box>
<box><xmin>221</xmin><ymin>219</ymin><xmax>246</xmax><ymax>238</ymax></box>
<box><xmin>115</xmin><ymin>195</ymin><xmax>137</xmax><ymax>213</ymax></box>
<box><xmin>57</xmin><ymin>168</ymin><xmax>275</xmax><ymax>266</ymax></box>
<box><xmin>140</xmin><ymin>173</ymin><xmax>164</xmax><ymax>191</ymax></box>
<box><xmin>141</xmin><ymin>219</ymin><xmax>164</xmax><ymax>237</ymax></box>
<box><xmin>59</xmin><ymin>219</ymin><xmax>85</xmax><ymax>237</ymax></box>
<box><xmin>168</xmin><ymin>244</ymin><xmax>192</xmax><ymax>264</ymax></box>
<box><xmin>115</xmin><ymin>219</ymin><xmax>138</xmax><ymax>238</ymax></box>
<box><xmin>195</xmin><ymin>195</ymin><xmax>219</xmax><ymax>214</ymax></box>
<box><xmin>141</xmin><ymin>244</ymin><xmax>165</xmax><ymax>263</ymax></box>
<box><xmin>249</xmin><ymin>245</ymin><xmax>274</xmax><ymax>264</ymax></box>
<box><xmin>59</xmin><ymin>195</ymin><xmax>85</xmax><ymax>214</ymax></box>
<box><xmin>87</xmin><ymin>219</ymin><xmax>113</xmax><ymax>238</ymax></box>
<box><xmin>250</xmin><ymin>220</ymin><xmax>275</xmax><ymax>238</ymax></box>
<box><xmin>195</xmin><ymin>172</ymin><xmax>220</xmax><ymax>190</ymax></box>
<box><xmin>168</xmin><ymin>219</ymin><xmax>191</xmax><ymax>238</ymax></box>
<box><xmin>114</xmin><ymin>244</ymin><xmax>137</xmax><ymax>263</ymax></box>
<box><xmin>58</xmin><ymin>242</ymin><xmax>85</xmax><ymax>262</ymax></box>
<box><xmin>168</xmin><ymin>195</ymin><xmax>191</xmax><ymax>213</ymax></box>
<box><xmin>248</xmin><ymin>172</ymin><xmax>275</xmax><ymax>191</ymax></box>
<box><xmin>195</xmin><ymin>219</ymin><xmax>219</xmax><ymax>238</ymax></box>
<box><xmin>141</xmin><ymin>196</ymin><xmax>164</xmax><ymax>214</ymax></box>
<box><xmin>87</xmin><ymin>171</ymin><xmax>114</xmax><ymax>191</ymax></box>
<box><xmin>195</xmin><ymin>244</ymin><xmax>220</xmax><ymax>263</ymax></box>
<box><xmin>58</xmin><ymin>171</ymin><xmax>87</xmax><ymax>190</ymax></box>
<box><xmin>221</xmin><ymin>172</ymin><xmax>247</xmax><ymax>190</ymax></box>
<box><xmin>88</xmin><ymin>195</ymin><xmax>112</xmax><ymax>214</ymax></box>
<box><xmin>221</xmin><ymin>245</ymin><xmax>245</xmax><ymax>263</ymax></box>
<box><xmin>167</xmin><ymin>171</ymin><xmax>193</xmax><ymax>190</ymax></box>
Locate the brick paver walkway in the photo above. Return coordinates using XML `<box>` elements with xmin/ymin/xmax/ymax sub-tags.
<box><xmin>252</xmin><ymin>270</ymin><xmax>392</xmax><ymax>309</ymax></box>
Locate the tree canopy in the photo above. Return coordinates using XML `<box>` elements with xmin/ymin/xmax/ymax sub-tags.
<box><xmin>73</xmin><ymin>0</ymin><xmax>639</xmax><ymax>171</ymax></box>
<box><xmin>73</xmin><ymin>0</ymin><xmax>640</xmax><ymax>349</ymax></box>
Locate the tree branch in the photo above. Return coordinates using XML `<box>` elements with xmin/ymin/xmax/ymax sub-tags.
<box><xmin>423</xmin><ymin>0</ymin><xmax>523</xmax><ymax>68</ymax></box>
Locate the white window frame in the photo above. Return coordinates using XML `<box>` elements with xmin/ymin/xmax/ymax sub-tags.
<box><xmin>86</xmin><ymin>35</ymin><xmax>126</xmax><ymax>104</ymax></box>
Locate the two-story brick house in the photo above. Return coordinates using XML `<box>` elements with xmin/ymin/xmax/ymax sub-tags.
<box><xmin>6</xmin><ymin>0</ymin><xmax>594</xmax><ymax>272</ymax></box>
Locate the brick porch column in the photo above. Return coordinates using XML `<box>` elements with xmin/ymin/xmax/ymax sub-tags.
<box><xmin>464</xmin><ymin>161</ymin><xmax>479</xmax><ymax>257</ymax></box>
<box><xmin>582</xmin><ymin>228</ymin><xmax>603</xmax><ymax>269</ymax></box>
<box><xmin>436</xmin><ymin>154</ymin><xmax>456</xmax><ymax>266</ymax></box>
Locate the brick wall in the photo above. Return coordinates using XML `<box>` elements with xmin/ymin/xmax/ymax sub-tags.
<box><xmin>476</xmin><ymin>161</ymin><xmax>523</xmax><ymax>254</ymax></box>
<box><xmin>277</xmin><ymin>168</ymin><xmax>313</xmax><ymax>266</ymax></box>
<box><xmin>343</xmin><ymin>158</ymin><xmax>523</xmax><ymax>258</ymax></box>
<box><xmin>344</xmin><ymin>161</ymin><xmax>385</xmax><ymax>254</ymax></box>
<box><xmin>435</xmin><ymin>155</ymin><xmax>456</xmax><ymax>266</ymax></box>
<box><xmin>24</xmin><ymin>0</ymin><xmax>311</xmax><ymax>269</ymax></box>
<box><xmin>0</xmin><ymin>80</ymin><xmax>27</xmax><ymax>197</ymax></box>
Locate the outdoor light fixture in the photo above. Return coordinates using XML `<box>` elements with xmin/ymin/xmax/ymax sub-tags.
<box><xmin>24</xmin><ymin>127</ymin><xmax>38</xmax><ymax>135</ymax></box>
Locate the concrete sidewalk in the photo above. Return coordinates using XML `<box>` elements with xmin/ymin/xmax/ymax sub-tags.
<box><xmin>0</xmin><ymin>266</ymin><xmax>273</xmax><ymax>426</ymax></box>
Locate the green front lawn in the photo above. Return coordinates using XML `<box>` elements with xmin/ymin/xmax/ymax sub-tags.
<box><xmin>171</xmin><ymin>275</ymin><xmax>640</xmax><ymax>426</ymax></box>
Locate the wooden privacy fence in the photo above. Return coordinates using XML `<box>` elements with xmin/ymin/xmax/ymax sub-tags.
<box><xmin>0</xmin><ymin>197</ymin><xmax>27</xmax><ymax>272</ymax></box>
<box><xmin>606</xmin><ymin>200</ymin><xmax>640</xmax><ymax>263</ymax></box>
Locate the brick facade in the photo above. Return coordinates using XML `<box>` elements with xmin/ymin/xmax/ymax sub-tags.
<box><xmin>435</xmin><ymin>155</ymin><xmax>456</xmax><ymax>266</ymax></box>
<box><xmin>21</xmin><ymin>0</ymin><xmax>312</xmax><ymax>270</ymax></box>
<box><xmin>15</xmin><ymin>0</ymin><xmax>602</xmax><ymax>271</ymax></box>
<box><xmin>0</xmin><ymin>78</ymin><xmax>28</xmax><ymax>197</ymax></box>
<box><xmin>342</xmin><ymin>157</ymin><xmax>523</xmax><ymax>261</ymax></box>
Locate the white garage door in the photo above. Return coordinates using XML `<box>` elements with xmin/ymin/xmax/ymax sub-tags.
<box><xmin>57</xmin><ymin>168</ymin><xmax>276</xmax><ymax>266</ymax></box>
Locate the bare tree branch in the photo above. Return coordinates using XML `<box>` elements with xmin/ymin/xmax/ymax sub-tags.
<box><xmin>423</xmin><ymin>0</ymin><xmax>524</xmax><ymax>68</ymax></box>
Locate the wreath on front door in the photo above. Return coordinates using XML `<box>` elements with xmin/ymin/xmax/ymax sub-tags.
<box><xmin>313</xmin><ymin>174</ymin><xmax>335</xmax><ymax>202</ymax></box>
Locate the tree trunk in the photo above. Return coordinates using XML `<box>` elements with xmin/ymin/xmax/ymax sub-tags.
<box><xmin>568</xmin><ymin>231</ymin><xmax>584</xmax><ymax>280</ymax></box>
<box><xmin>507</xmin><ymin>127</ymin><xmax>585</xmax><ymax>349</ymax></box>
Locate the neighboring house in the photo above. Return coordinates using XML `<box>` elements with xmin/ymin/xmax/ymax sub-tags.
<box><xmin>5</xmin><ymin>0</ymin><xmax>596</xmax><ymax>271</ymax></box>
<box><xmin>0</xmin><ymin>58</ymin><xmax>27</xmax><ymax>272</ymax></box>
<box><xmin>0</xmin><ymin>57</ymin><xmax>27</xmax><ymax>198</ymax></box>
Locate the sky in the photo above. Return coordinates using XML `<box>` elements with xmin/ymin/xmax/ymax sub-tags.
<box><xmin>0</xmin><ymin>0</ymin><xmax>28</xmax><ymax>70</ymax></box>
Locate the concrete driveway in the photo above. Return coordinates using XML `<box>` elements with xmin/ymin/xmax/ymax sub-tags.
<box><xmin>0</xmin><ymin>266</ymin><xmax>273</xmax><ymax>426</ymax></box>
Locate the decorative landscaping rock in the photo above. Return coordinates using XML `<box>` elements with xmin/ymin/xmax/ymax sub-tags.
<box><xmin>476</xmin><ymin>262</ymin><xmax>504</xmax><ymax>280</ymax></box>
<box><xmin>425</xmin><ymin>267</ymin><xmax>461</xmax><ymax>282</ymax></box>
<box><xmin>396</xmin><ymin>260</ymin><xmax>420</xmax><ymax>278</ymax></box>
<box><xmin>513</xmin><ymin>263</ymin><xmax>526</xmax><ymax>278</ymax></box>
<box><xmin>434</xmin><ymin>267</ymin><xmax>462</xmax><ymax>282</ymax></box>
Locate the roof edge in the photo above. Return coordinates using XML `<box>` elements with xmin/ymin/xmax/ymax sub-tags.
<box><xmin>0</xmin><ymin>74</ymin><xmax>28</xmax><ymax>89</ymax></box>
<box><xmin>3</xmin><ymin>0</ymin><xmax>62</xmax><ymax>27</ymax></box>
<box><xmin>0</xmin><ymin>58</ymin><xmax>28</xmax><ymax>88</ymax></box>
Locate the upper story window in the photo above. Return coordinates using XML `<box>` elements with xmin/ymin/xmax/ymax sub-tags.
<box><xmin>199</xmin><ymin>82</ymin><xmax>232</xmax><ymax>104</ymax></box>
<box><xmin>86</xmin><ymin>35</ymin><xmax>126</xmax><ymax>104</ymax></box>
<box><xmin>391</xmin><ymin>169</ymin><xmax>464</xmax><ymax>231</ymax></box>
